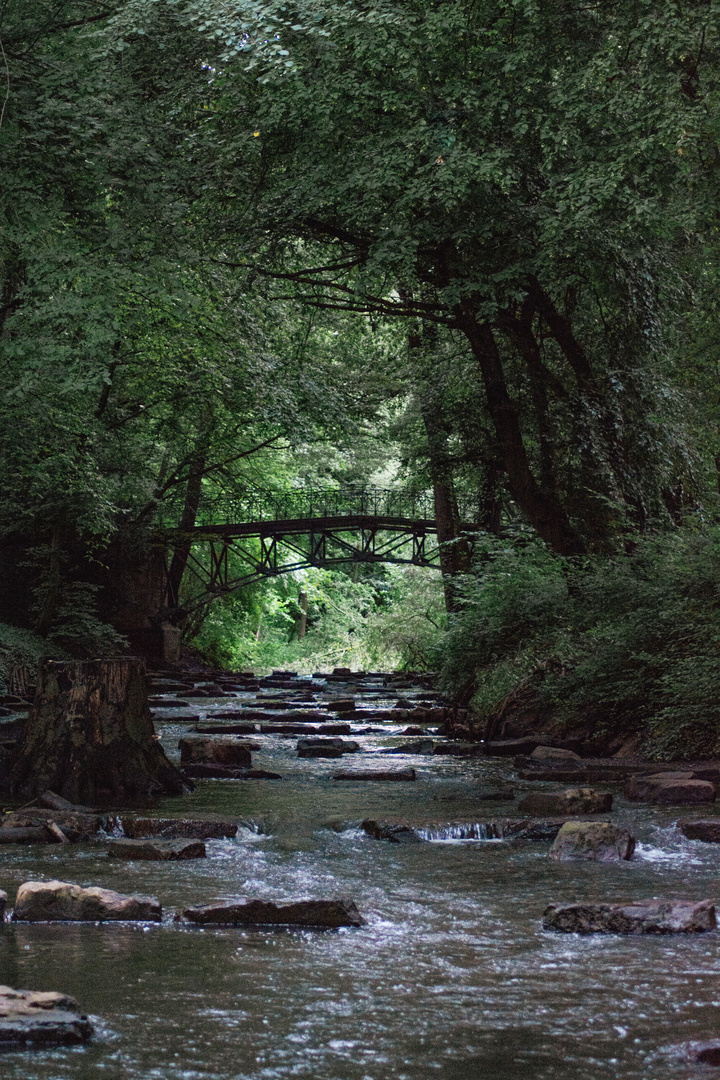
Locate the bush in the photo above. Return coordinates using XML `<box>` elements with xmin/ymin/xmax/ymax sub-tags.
<box><xmin>439</xmin><ymin>529</ymin><xmax>720</xmax><ymax>759</ymax></box>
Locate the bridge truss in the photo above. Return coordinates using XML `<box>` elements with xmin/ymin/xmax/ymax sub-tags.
<box><xmin>163</xmin><ymin>488</ymin><xmax>470</xmax><ymax>614</ymax></box>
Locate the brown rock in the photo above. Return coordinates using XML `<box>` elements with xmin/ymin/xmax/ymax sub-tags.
<box><xmin>678</xmin><ymin>819</ymin><xmax>720</xmax><ymax>843</ymax></box>
<box><xmin>0</xmin><ymin>985</ymin><xmax>93</xmax><ymax>1049</ymax></box>
<box><xmin>13</xmin><ymin>880</ymin><xmax>162</xmax><ymax>922</ymax></box>
<box><xmin>178</xmin><ymin>737</ymin><xmax>253</xmax><ymax>767</ymax></box>
<box><xmin>180</xmin><ymin>897</ymin><xmax>365</xmax><ymax>927</ymax></box>
<box><xmin>518</xmin><ymin>788</ymin><xmax>613</xmax><ymax>816</ymax></box>
<box><xmin>107</xmin><ymin>838</ymin><xmax>206</xmax><ymax>860</ymax></box>
<box><xmin>625</xmin><ymin>775</ymin><xmax>716</xmax><ymax>804</ymax></box>
<box><xmin>548</xmin><ymin>821</ymin><xmax>635</xmax><ymax>862</ymax></box>
<box><xmin>543</xmin><ymin>899</ymin><xmax>715</xmax><ymax>934</ymax></box>
<box><xmin>530</xmin><ymin>745</ymin><xmax>581</xmax><ymax>761</ymax></box>
<box><xmin>360</xmin><ymin>819</ymin><xmax>422</xmax><ymax>843</ymax></box>
<box><xmin>685</xmin><ymin>1041</ymin><xmax>720</xmax><ymax>1065</ymax></box>
<box><xmin>119</xmin><ymin>816</ymin><xmax>238</xmax><ymax>840</ymax></box>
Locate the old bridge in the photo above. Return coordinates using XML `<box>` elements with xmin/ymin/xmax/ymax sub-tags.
<box><xmin>166</xmin><ymin>488</ymin><xmax>468</xmax><ymax>613</ymax></box>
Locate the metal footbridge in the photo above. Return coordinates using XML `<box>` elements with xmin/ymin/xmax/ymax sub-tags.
<box><xmin>165</xmin><ymin>488</ymin><xmax>454</xmax><ymax>609</ymax></box>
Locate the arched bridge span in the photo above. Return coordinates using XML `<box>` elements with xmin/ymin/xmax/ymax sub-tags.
<box><xmin>165</xmin><ymin>488</ymin><xmax>467</xmax><ymax>613</ymax></box>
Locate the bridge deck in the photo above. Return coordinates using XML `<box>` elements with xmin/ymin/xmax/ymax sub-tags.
<box><xmin>182</xmin><ymin>514</ymin><xmax>439</xmax><ymax>539</ymax></box>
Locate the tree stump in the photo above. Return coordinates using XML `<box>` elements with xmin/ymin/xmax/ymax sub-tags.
<box><xmin>11</xmin><ymin>659</ymin><xmax>191</xmax><ymax>803</ymax></box>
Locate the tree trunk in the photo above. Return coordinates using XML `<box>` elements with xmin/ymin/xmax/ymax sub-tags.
<box><xmin>10</xmin><ymin>658</ymin><xmax>191</xmax><ymax>803</ymax></box>
<box><xmin>456</xmin><ymin>306</ymin><xmax>585</xmax><ymax>555</ymax></box>
<box><xmin>420</xmin><ymin>402</ymin><xmax>471</xmax><ymax>609</ymax></box>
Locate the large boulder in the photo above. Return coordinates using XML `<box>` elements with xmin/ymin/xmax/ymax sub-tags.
<box><xmin>107</xmin><ymin>838</ymin><xmax>206</xmax><ymax>860</ymax></box>
<box><xmin>548</xmin><ymin>821</ymin><xmax>635</xmax><ymax>861</ymax></box>
<box><xmin>518</xmin><ymin>788</ymin><xmax>613</xmax><ymax>816</ymax></box>
<box><xmin>118</xmin><ymin>816</ymin><xmax>238</xmax><ymax>839</ymax></box>
<box><xmin>625</xmin><ymin>773</ymin><xmax>716</xmax><ymax>804</ymax></box>
<box><xmin>178</xmin><ymin>737</ymin><xmax>253</xmax><ymax>767</ymax></box>
<box><xmin>180</xmin><ymin>897</ymin><xmax>365</xmax><ymax>928</ymax></box>
<box><xmin>13</xmin><ymin>880</ymin><xmax>162</xmax><ymax>922</ymax></box>
<box><xmin>543</xmin><ymin>899</ymin><xmax>715</xmax><ymax>934</ymax></box>
<box><xmin>678</xmin><ymin>819</ymin><xmax>720</xmax><ymax>843</ymax></box>
<box><xmin>0</xmin><ymin>986</ymin><xmax>93</xmax><ymax>1050</ymax></box>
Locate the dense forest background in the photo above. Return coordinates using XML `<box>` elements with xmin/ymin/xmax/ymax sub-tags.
<box><xmin>2</xmin><ymin>0</ymin><xmax>720</xmax><ymax>757</ymax></box>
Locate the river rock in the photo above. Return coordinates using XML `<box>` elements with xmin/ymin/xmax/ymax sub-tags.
<box><xmin>107</xmin><ymin>838</ymin><xmax>206</xmax><ymax>860</ymax></box>
<box><xmin>548</xmin><ymin>821</ymin><xmax>635</xmax><ymax>861</ymax></box>
<box><xmin>180</xmin><ymin>897</ymin><xmax>365</xmax><ymax>927</ymax></box>
<box><xmin>297</xmin><ymin>738</ymin><xmax>359</xmax><ymax>757</ymax></box>
<box><xmin>182</xmin><ymin>765</ymin><xmax>282</xmax><ymax>779</ymax></box>
<box><xmin>518</xmin><ymin>788</ymin><xmax>613</xmax><ymax>816</ymax></box>
<box><xmin>382</xmin><ymin>739</ymin><xmax>435</xmax><ymax>755</ymax></box>
<box><xmin>530</xmin><ymin>745</ymin><xmax>582</xmax><ymax>761</ymax></box>
<box><xmin>543</xmin><ymin>899</ymin><xmax>716</xmax><ymax>934</ymax></box>
<box><xmin>0</xmin><ymin>891</ymin><xmax>6</xmax><ymax>919</ymax></box>
<box><xmin>678</xmin><ymin>819</ymin><xmax>720</xmax><ymax>842</ymax></box>
<box><xmin>432</xmin><ymin>741</ymin><xmax>481</xmax><ymax>757</ymax></box>
<box><xmin>0</xmin><ymin>986</ymin><xmax>93</xmax><ymax>1049</ymax></box>
<box><xmin>13</xmin><ymin>880</ymin><xmax>162</xmax><ymax>922</ymax></box>
<box><xmin>332</xmin><ymin>769</ymin><xmax>416</xmax><ymax>781</ymax></box>
<box><xmin>178</xmin><ymin>737</ymin><xmax>253</xmax><ymax>767</ymax></box>
<box><xmin>684</xmin><ymin>1041</ymin><xmax>720</xmax><ymax>1065</ymax></box>
<box><xmin>625</xmin><ymin>774</ymin><xmax>716</xmax><ymax>804</ymax></box>
<box><xmin>197</xmin><ymin>723</ymin><xmax>258</xmax><ymax>735</ymax></box>
<box><xmin>119</xmin><ymin>816</ymin><xmax>238</xmax><ymax>839</ymax></box>
<box><xmin>360</xmin><ymin>819</ymin><xmax>422</xmax><ymax>843</ymax></box>
<box><xmin>325</xmin><ymin>699</ymin><xmax>355</xmax><ymax>712</ymax></box>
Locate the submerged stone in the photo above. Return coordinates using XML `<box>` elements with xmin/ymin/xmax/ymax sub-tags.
<box><xmin>180</xmin><ymin>897</ymin><xmax>365</xmax><ymax>928</ymax></box>
<box><xmin>543</xmin><ymin>900</ymin><xmax>715</xmax><ymax>934</ymax></box>
<box><xmin>12</xmin><ymin>880</ymin><xmax>162</xmax><ymax>922</ymax></box>
<box><xmin>0</xmin><ymin>986</ymin><xmax>93</xmax><ymax>1050</ymax></box>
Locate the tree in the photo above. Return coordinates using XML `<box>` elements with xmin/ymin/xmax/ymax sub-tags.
<box><xmin>184</xmin><ymin>0</ymin><xmax>720</xmax><ymax>552</ymax></box>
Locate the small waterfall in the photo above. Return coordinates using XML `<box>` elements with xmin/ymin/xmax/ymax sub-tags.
<box><xmin>417</xmin><ymin>822</ymin><xmax>503</xmax><ymax>841</ymax></box>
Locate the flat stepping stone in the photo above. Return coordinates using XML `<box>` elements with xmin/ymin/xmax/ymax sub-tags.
<box><xmin>0</xmin><ymin>985</ymin><xmax>93</xmax><ymax>1050</ymax></box>
<box><xmin>332</xmin><ymin>769</ymin><xmax>416</xmax><ymax>781</ymax></box>
<box><xmin>107</xmin><ymin>838</ymin><xmax>206</xmax><ymax>860</ymax></box>
<box><xmin>118</xmin><ymin>816</ymin><xmax>238</xmax><ymax>839</ymax></box>
<box><xmin>678</xmin><ymin>819</ymin><xmax>720</xmax><ymax>842</ymax></box>
<box><xmin>543</xmin><ymin>899</ymin><xmax>716</xmax><ymax>934</ymax></box>
<box><xmin>180</xmin><ymin>898</ymin><xmax>365</xmax><ymax>927</ymax></box>
<box><xmin>12</xmin><ymin>880</ymin><xmax>161</xmax><ymax>922</ymax></box>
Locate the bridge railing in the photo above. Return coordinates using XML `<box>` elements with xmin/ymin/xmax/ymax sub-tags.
<box><xmin>191</xmin><ymin>487</ymin><xmax>437</xmax><ymax>526</ymax></box>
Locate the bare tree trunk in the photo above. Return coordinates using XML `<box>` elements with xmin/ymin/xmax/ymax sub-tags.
<box><xmin>11</xmin><ymin>658</ymin><xmax>191</xmax><ymax>803</ymax></box>
<box><xmin>456</xmin><ymin>306</ymin><xmax>585</xmax><ymax>556</ymax></box>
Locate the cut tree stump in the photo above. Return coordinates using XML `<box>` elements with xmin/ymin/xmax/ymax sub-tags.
<box><xmin>10</xmin><ymin>658</ymin><xmax>191</xmax><ymax>803</ymax></box>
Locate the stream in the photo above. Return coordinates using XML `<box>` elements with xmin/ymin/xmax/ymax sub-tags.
<box><xmin>1</xmin><ymin>668</ymin><xmax>720</xmax><ymax>1079</ymax></box>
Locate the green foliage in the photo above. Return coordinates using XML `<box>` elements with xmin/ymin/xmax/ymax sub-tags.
<box><xmin>441</xmin><ymin>529</ymin><xmax>720</xmax><ymax>759</ymax></box>
<box><xmin>0</xmin><ymin>623</ymin><xmax>65</xmax><ymax>695</ymax></box>
<box><xmin>192</xmin><ymin>565</ymin><xmax>445</xmax><ymax>673</ymax></box>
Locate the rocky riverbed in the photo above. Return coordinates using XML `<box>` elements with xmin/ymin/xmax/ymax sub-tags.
<box><xmin>3</xmin><ymin>666</ymin><xmax>720</xmax><ymax>1077</ymax></box>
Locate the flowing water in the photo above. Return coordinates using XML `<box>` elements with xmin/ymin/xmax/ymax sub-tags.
<box><xmin>1</xmin><ymin>671</ymin><xmax>720</xmax><ymax>1079</ymax></box>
